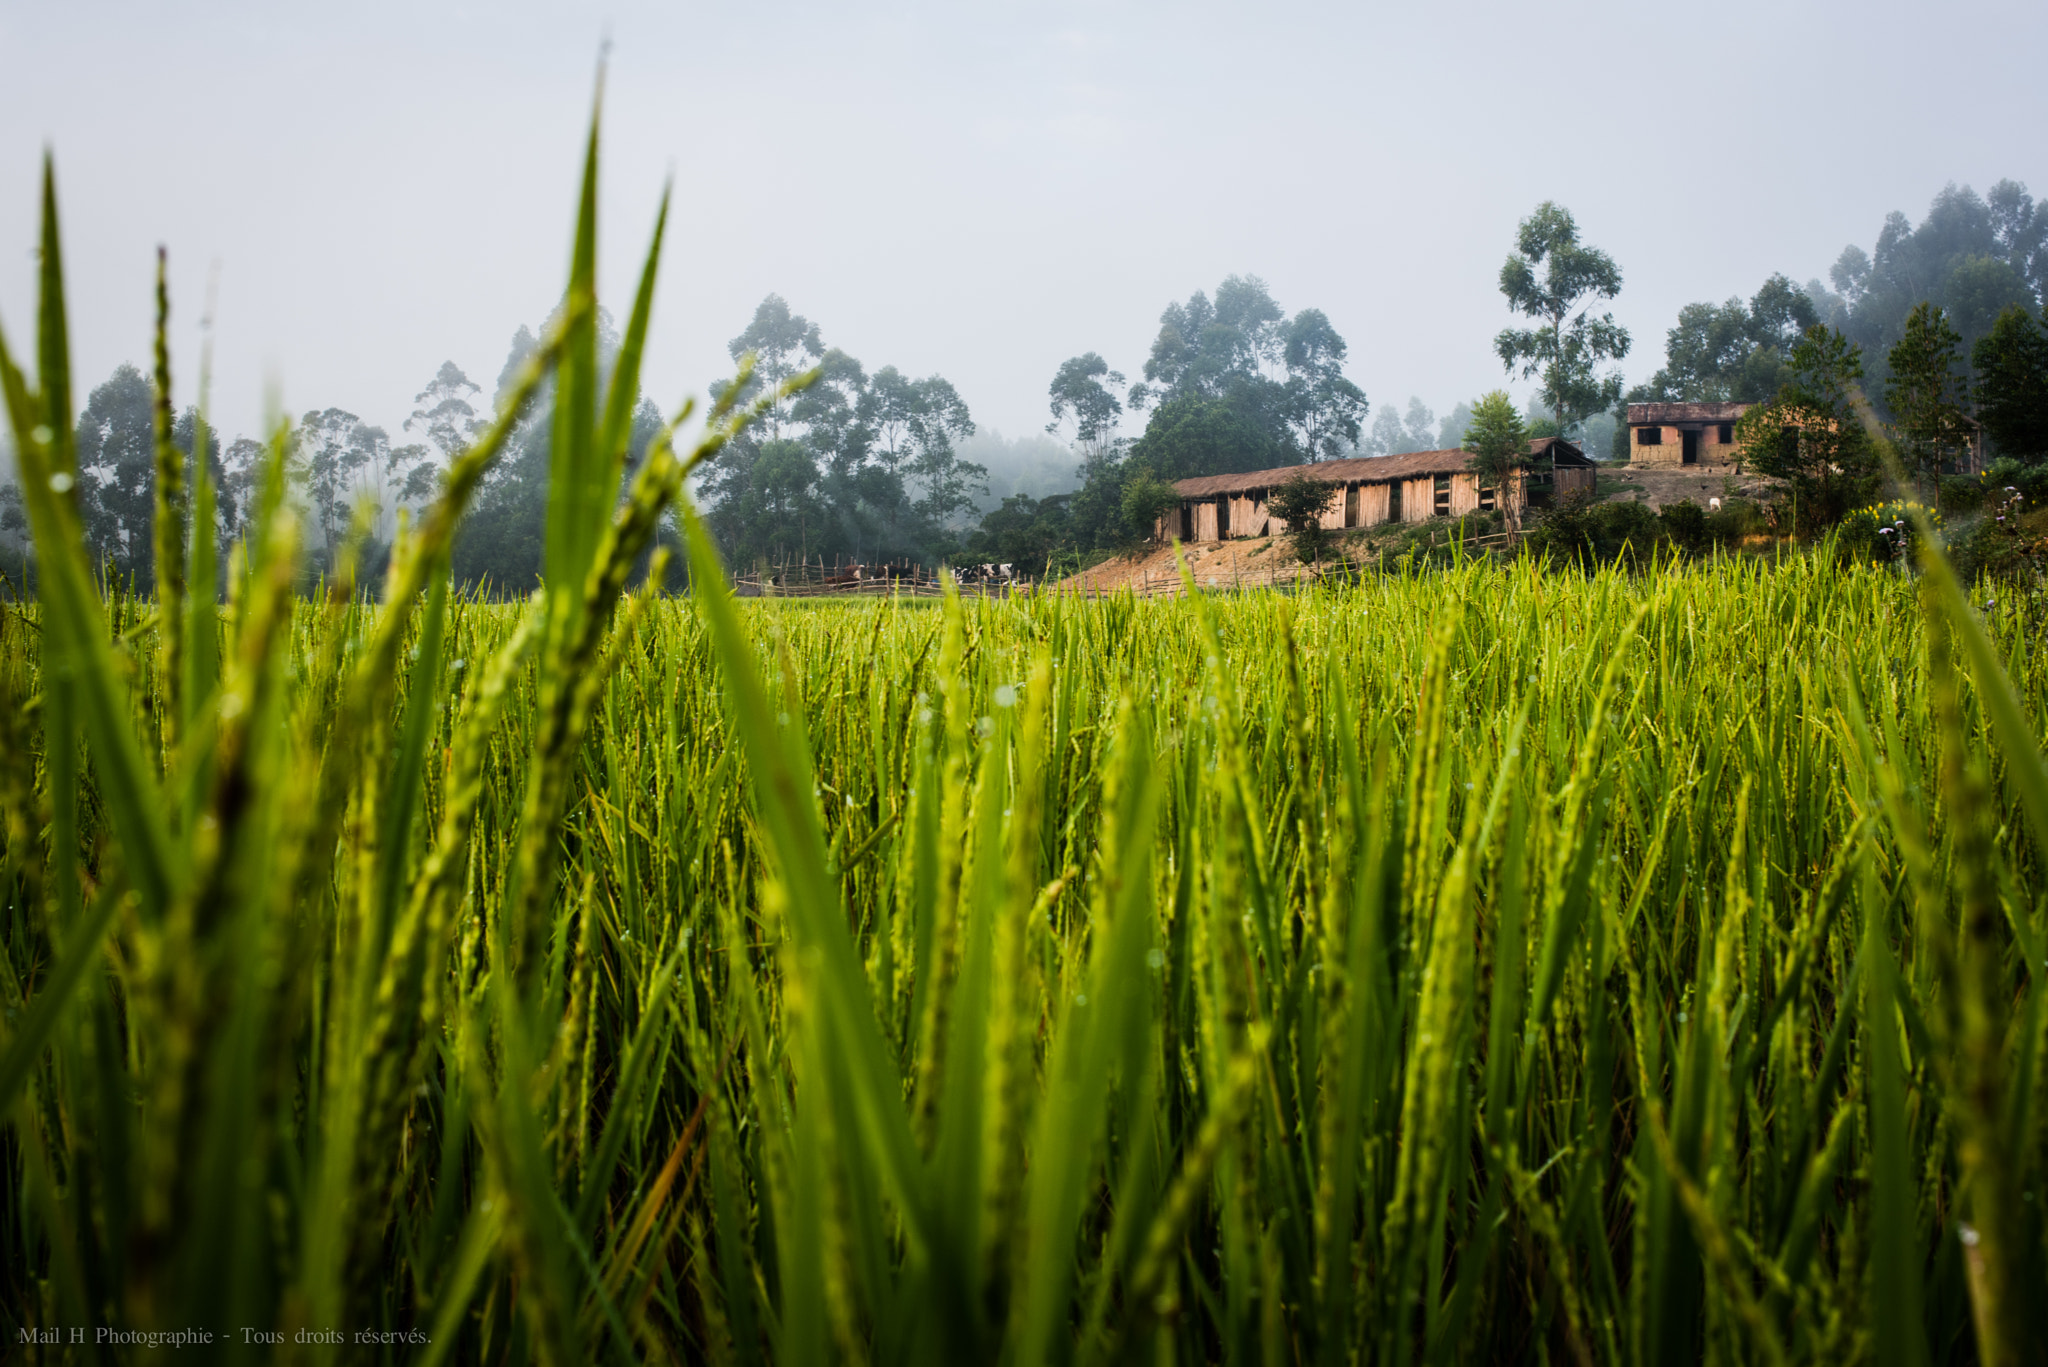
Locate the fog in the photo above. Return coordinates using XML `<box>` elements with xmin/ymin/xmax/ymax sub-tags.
<box><xmin>3</xmin><ymin>0</ymin><xmax>2044</xmax><ymax>466</ymax></box>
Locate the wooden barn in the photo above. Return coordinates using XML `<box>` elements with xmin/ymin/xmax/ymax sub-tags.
<box><xmin>1160</xmin><ymin>438</ymin><xmax>1595</xmax><ymax>542</ymax></box>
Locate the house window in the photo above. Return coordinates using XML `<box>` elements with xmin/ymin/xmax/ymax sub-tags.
<box><xmin>1637</xmin><ymin>427</ymin><xmax>1662</xmax><ymax>445</ymax></box>
<box><xmin>1717</xmin><ymin>423</ymin><xmax>1733</xmax><ymax>443</ymax></box>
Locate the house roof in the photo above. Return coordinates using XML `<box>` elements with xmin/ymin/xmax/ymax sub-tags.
<box><xmin>1171</xmin><ymin>438</ymin><xmax>1587</xmax><ymax>498</ymax></box>
<box><xmin>1627</xmin><ymin>402</ymin><xmax>1753</xmax><ymax>424</ymax></box>
<box><xmin>1528</xmin><ymin>436</ymin><xmax>1592</xmax><ymax>463</ymax></box>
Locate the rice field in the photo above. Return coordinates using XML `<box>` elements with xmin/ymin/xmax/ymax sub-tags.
<box><xmin>3</xmin><ymin>130</ymin><xmax>2046</xmax><ymax>1367</ymax></box>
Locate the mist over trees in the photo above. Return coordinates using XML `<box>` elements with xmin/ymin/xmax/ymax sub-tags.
<box><xmin>1628</xmin><ymin>275</ymin><xmax>1820</xmax><ymax>405</ymax></box>
<box><xmin>1612</xmin><ymin>179</ymin><xmax>2045</xmax><ymax>462</ymax></box>
<box><xmin>1361</xmin><ymin>397</ymin><xmax>1472</xmax><ymax>455</ymax></box>
<box><xmin>451</xmin><ymin>307</ymin><xmax>664</xmax><ymax>590</ymax></box>
<box><xmin>944</xmin><ymin>274</ymin><xmax>1373</xmax><ymax>572</ymax></box>
<box><xmin>47</xmin><ymin>363</ymin><xmax>231</xmax><ymax>590</ymax></box>
<box><xmin>11</xmin><ymin>175</ymin><xmax>2047</xmax><ymax>589</ymax></box>
<box><xmin>1812</xmin><ymin>180</ymin><xmax>2044</xmax><ymax>375</ymax></box>
<box><xmin>695</xmin><ymin>294</ymin><xmax>988</xmax><ymax>572</ymax></box>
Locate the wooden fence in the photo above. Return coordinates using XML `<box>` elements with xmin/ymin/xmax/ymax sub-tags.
<box><xmin>730</xmin><ymin>555</ymin><xmax>1028</xmax><ymax>599</ymax></box>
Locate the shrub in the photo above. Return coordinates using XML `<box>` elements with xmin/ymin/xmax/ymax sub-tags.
<box><xmin>1840</xmin><ymin>498</ymin><xmax>1941</xmax><ymax>566</ymax></box>
<box><xmin>1658</xmin><ymin>499</ymin><xmax>1708</xmax><ymax>553</ymax></box>
<box><xmin>1119</xmin><ymin>468</ymin><xmax>1182</xmax><ymax>545</ymax></box>
<box><xmin>1268</xmin><ymin>471</ymin><xmax>1338</xmax><ymax>563</ymax></box>
<box><xmin>1525</xmin><ymin>490</ymin><xmax>1665</xmax><ymax>565</ymax></box>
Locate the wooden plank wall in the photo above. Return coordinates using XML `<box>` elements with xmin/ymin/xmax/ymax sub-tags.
<box><xmin>1231</xmin><ymin>495</ymin><xmax>1273</xmax><ymax>537</ymax></box>
<box><xmin>1402</xmin><ymin>477</ymin><xmax>1436</xmax><ymax>523</ymax></box>
<box><xmin>1358</xmin><ymin>482</ymin><xmax>1392</xmax><ymax>528</ymax></box>
<box><xmin>1448</xmin><ymin>474</ymin><xmax>1482</xmax><ymax>517</ymax></box>
<box><xmin>1172</xmin><ymin>468</ymin><xmax>1534</xmax><ymax>542</ymax></box>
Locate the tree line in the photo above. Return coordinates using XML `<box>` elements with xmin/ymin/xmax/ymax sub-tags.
<box><xmin>1</xmin><ymin>312</ymin><xmax>665</xmax><ymax>595</ymax></box>
<box><xmin>7</xmin><ymin>177</ymin><xmax>2044</xmax><ymax>588</ymax></box>
<box><xmin>1620</xmin><ymin>179</ymin><xmax>2048</xmax><ymax>529</ymax></box>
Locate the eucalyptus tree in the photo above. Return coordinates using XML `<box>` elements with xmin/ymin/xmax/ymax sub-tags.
<box><xmin>1366</xmin><ymin>397</ymin><xmax>1442</xmax><ymax>457</ymax></box>
<box><xmin>1281</xmin><ymin>308</ymin><xmax>1368</xmax><ymax>460</ymax></box>
<box><xmin>1826</xmin><ymin>181</ymin><xmax>2043</xmax><ymax>369</ymax></box>
<box><xmin>1635</xmin><ymin>274</ymin><xmax>1820</xmax><ymax>403</ymax></box>
<box><xmin>726</xmin><ymin>293</ymin><xmax>824</xmax><ymax>440</ymax></box>
<box><xmin>71</xmin><ymin>364</ymin><xmax>222</xmax><ymax>586</ymax></box>
<box><xmin>1046</xmin><ymin>352</ymin><xmax>1126</xmax><ymax>459</ymax></box>
<box><xmin>1495</xmin><ymin>201</ymin><xmax>1631</xmax><ymax>436</ymax></box>
<box><xmin>297</xmin><ymin>408</ymin><xmax>392</xmax><ymax>556</ymax></box>
<box><xmin>73</xmin><ymin>363</ymin><xmax>155</xmax><ymax>577</ymax></box>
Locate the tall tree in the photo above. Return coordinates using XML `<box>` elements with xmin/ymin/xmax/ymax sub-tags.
<box><xmin>1463</xmin><ymin>390</ymin><xmax>1531</xmax><ymax>531</ymax></box>
<box><xmin>407</xmin><ymin>362</ymin><xmax>484</xmax><ymax>460</ymax></box>
<box><xmin>865</xmin><ymin>366</ymin><xmax>930</xmax><ymax>474</ymax></box>
<box><xmin>903</xmin><ymin>376</ymin><xmax>984</xmax><ymax>526</ymax></box>
<box><xmin>1885</xmin><ymin>302</ymin><xmax>1974</xmax><ymax>503</ymax></box>
<box><xmin>1494</xmin><ymin>202</ymin><xmax>1631</xmax><ymax>436</ymax></box>
<box><xmin>1281</xmin><ymin>309</ymin><xmax>1368</xmax><ymax>460</ymax></box>
<box><xmin>73</xmin><ymin>363</ymin><xmax>156</xmax><ymax>578</ymax></box>
<box><xmin>1139</xmin><ymin>275</ymin><xmax>1286</xmax><ymax>404</ymax></box>
<box><xmin>698</xmin><ymin>300</ymin><xmax>983</xmax><ymax>566</ymax></box>
<box><xmin>1436</xmin><ymin>400</ymin><xmax>1474</xmax><ymax>451</ymax></box>
<box><xmin>220</xmin><ymin>436</ymin><xmax>270</xmax><ymax>540</ymax></box>
<box><xmin>69</xmin><ymin>365</ymin><xmax>229</xmax><ymax>587</ymax></box>
<box><xmin>1971</xmin><ymin>305</ymin><xmax>2048</xmax><ymax>461</ymax></box>
<box><xmin>1046</xmin><ymin>353</ymin><xmax>1126</xmax><ymax>459</ymax></box>
<box><xmin>1364</xmin><ymin>397</ymin><xmax>1440</xmax><ymax>456</ymax></box>
<box><xmin>1634</xmin><ymin>274</ymin><xmax>1820</xmax><ymax>403</ymax></box>
<box><xmin>861</xmin><ymin>367</ymin><xmax>983</xmax><ymax>526</ymax></box>
<box><xmin>1822</xmin><ymin>181</ymin><xmax>2043</xmax><ymax>400</ymax></box>
<box><xmin>726</xmin><ymin>294</ymin><xmax>823</xmax><ymax>439</ymax></box>
<box><xmin>297</xmin><ymin>408</ymin><xmax>390</xmax><ymax>556</ymax></box>
<box><xmin>1125</xmin><ymin>395</ymin><xmax>1284</xmax><ymax>482</ymax></box>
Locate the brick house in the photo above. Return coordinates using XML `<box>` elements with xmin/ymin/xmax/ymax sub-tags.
<box><xmin>1626</xmin><ymin>401</ymin><xmax>1751</xmax><ymax>467</ymax></box>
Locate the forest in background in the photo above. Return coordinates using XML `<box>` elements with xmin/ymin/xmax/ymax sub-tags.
<box><xmin>4</xmin><ymin>176</ymin><xmax>2047</xmax><ymax>589</ymax></box>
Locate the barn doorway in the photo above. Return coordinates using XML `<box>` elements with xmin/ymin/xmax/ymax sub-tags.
<box><xmin>1681</xmin><ymin>429</ymin><xmax>1699</xmax><ymax>465</ymax></box>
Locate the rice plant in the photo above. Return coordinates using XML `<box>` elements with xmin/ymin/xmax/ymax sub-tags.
<box><xmin>1</xmin><ymin>109</ymin><xmax>2044</xmax><ymax>1366</ymax></box>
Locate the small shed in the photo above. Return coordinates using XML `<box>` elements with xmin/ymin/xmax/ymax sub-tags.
<box><xmin>1160</xmin><ymin>438</ymin><xmax>1595</xmax><ymax>543</ymax></box>
<box><xmin>1626</xmin><ymin>402</ymin><xmax>1752</xmax><ymax>467</ymax></box>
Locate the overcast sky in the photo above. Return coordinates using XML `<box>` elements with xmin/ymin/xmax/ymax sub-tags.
<box><xmin>4</xmin><ymin>0</ymin><xmax>2044</xmax><ymax>458</ymax></box>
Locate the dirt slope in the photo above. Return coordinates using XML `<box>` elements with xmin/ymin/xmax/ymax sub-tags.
<box><xmin>1060</xmin><ymin>537</ymin><xmax>1319</xmax><ymax>593</ymax></box>
<box><xmin>1594</xmin><ymin>465</ymin><xmax>1783</xmax><ymax>510</ymax></box>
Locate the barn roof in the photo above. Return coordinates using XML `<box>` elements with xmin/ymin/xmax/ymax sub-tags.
<box><xmin>1171</xmin><ymin>438</ymin><xmax>1588</xmax><ymax>498</ymax></box>
<box><xmin>1627</xmin><ymin>401</ymin><xmax>1753</xmax><ymax>424</ymax></box>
